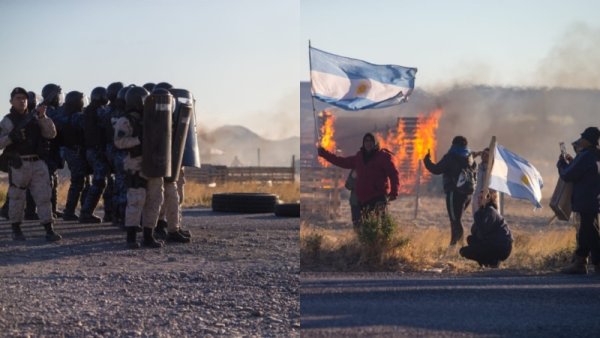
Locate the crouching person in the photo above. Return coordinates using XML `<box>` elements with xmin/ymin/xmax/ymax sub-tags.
<box><xmin>0</xmin><ymin>87</ymin><xmax>61</xmax><ymax>241</ymax></box>
<box><xmin>459</xmin><ymin>191</ymin><xmax>512</xmax><ymax>268</ymax></box>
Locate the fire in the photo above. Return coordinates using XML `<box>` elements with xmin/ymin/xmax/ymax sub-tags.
<box><xmin>316</xmin><ymin>108</ymin><xmax>443</xmax><ymax>194</ymax></box>
<box><xmin>375</xmin><ymin>108</ymin><xmax>443</xmax><ymax>194</ymax></box>
<box><xmin>318</xmin><ymin>110</ymin><xmax>336</xmax><ymax>167</ymax></box>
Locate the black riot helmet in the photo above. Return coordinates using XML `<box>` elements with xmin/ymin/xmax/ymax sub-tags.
<box><xmin>106</xmin><ymin>81</ymin><xmax>124</xmax><ymax>103</ymax></box>
<box><xmin>154</xmin><ymin>82</ymin><xmax>173</xmax><ymax>90</ymax></box>
<box><xmin>143</xmin><ymin>82</ymin><xmax>156</xmax><ymax>92</ymax></box>
<box><xmin>27</xmin><ymin>91</ymin><xmax>38</xmax><ymax>111</ymax></box>
<box><xmin>41</xmin><ymin>83</ymin><xmax>62</xmax><ymax>107</ymax></box>
<box><xmin>90</xmin><ymin>87</ymin><xmax>108</xmax><ymax>105</ymax></box>
<box><xmin>64</xmin><ymin>91</ymin><xmax>85</xmax><ymax>114</ymax></box>
<box><xmin>116</xmin><ymin>84</ymin><xmax>135</xmax><ymax>111</ymax></box>
<box><xmin>125</xmin><ymin>86</ymin><xmax>149</xmax><ymax>113</ymax></box>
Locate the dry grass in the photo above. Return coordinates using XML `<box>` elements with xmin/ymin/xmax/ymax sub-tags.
<box><xmin>0</xmin><ymin>180</ymin><xmax>300</xmax><ymax>209</ymax></box>
<box><xmin>301</xmin><ymin>195</ymin><xmax>578</xmax><ymax>273</ymax></box>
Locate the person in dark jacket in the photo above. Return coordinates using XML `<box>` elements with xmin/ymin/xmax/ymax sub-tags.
<box><xmin>423</xmin><ymin>135</ymin><xmax>476</xmax><ymax>246</ymax></box>
<box><xmin>318</xmin><ymin>133</ymin><xmax>400</xmax><ymax>220</ymax></box>
<box><xmin>557</xmin><ymin>127</ymin><xmax>600</xmax><ymax>274</ymax></box>
<box><xmin>459</xmin><ymin>191</ymin><xmax>513</xmax><ymax>267</ymax></box>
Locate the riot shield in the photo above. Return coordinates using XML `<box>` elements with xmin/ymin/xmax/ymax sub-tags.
<box><xmin>170</xmin><ymin>88</ymin><xmax>201</xmax><ymax>168</ymax></box>
<box><xmin>142</xmin><ymin>92</ymin><xmax>172</xmax><ymax>177</ymax></box>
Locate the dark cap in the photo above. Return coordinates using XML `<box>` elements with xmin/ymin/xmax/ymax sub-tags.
<box><xmin>10</xmin><ymin>87</ymin><xmax>28</xmax><ymax>99</ymax></box>
<box><xmin>580</xmin><ymin>127</ymin><xmax>600</xmax><ymax>146</ymax></box>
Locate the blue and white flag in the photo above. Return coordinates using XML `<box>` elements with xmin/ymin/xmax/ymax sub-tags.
<box><xmin>489</xmin><ymin>144</ymin><xmax>544</xmax><ymax>208</ymax></box>
<box><xmin>309</xmin><ymin>47</ymin><xmax>417</xmax><ymax>111</ymax></box>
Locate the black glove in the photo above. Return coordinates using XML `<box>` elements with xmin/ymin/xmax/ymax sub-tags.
<box><xmin>8</xmin><ymin>128</ymin><xmax>25</xmax><ymax>143</ymax></box>
<box><xmin>317</xmin><ymin>146</ymin><xmax>327</xmax><ymax>157</ymax></box>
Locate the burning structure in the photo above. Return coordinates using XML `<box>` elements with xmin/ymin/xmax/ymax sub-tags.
<box><xmin>302</xmin><ymin>106</ymin><xmax>443</xmax><ymax>220</ymax></box>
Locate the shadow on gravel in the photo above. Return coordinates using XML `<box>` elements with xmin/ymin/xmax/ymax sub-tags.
<box><xmin>301</xmin><ymin>275</ymin><xmax>600</xmax><ymax>335</ymax></box>
<box><xmin>0</xmin><ymin>221</ymin><xmax>128</xmax><ymax>267</ymax></box>
<box><xmin>183</xmin><ymin>208</ymin><xmax>278</xmax><ymax>220</ymax></box>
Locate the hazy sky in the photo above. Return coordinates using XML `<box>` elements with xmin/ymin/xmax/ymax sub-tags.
<box><xmin>0</xmin><ymin>0</ymin><xmax>299</xmax><ymax>140</ymax></box>
<box><xmin>302</xmin><ymin>0</ymin><xmax>600</xmax><ymax>90</ymax></box>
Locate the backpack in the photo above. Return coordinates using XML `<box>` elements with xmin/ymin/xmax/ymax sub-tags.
<box><xmin>456</xmin><ymin>163</ymin><xmax>477</xmax><ymax>195</ymax></box>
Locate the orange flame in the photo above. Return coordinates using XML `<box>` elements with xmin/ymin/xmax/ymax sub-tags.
<box><xmin>316</xmin><ymin>109</ymin><xmax>443</xmax><ymax>194</ymax></box>
<box><xmin>374</xmin><ymin>108</ymin><xmax>443</xmax><ymax>194</ymax></box>
<box><xmin>318</xmin><ymin>110</ymin><xmax>336</xmax><ymax>167</ymax></box>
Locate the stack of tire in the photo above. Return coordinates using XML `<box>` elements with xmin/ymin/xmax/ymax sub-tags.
<box><xmin>211</xmin><ymin>193</ymin><xmax>299</xmax><ymax>217</ymax></box>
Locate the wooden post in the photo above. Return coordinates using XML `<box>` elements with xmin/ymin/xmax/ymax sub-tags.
<box><xmin>482</xmin><ymin>136</ymin><xmax>496</xmax><ymax>200</ymax></box>
<box><xmin>414</xmin><ymin>160</ymin><xmax>422</xmax><ymax>219</ymax></box>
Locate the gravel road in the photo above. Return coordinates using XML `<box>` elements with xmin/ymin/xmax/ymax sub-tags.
<box><xmin>301</xmin><ymin>271</ymin><xmax>600</xmax><ymax>337</ymax></box>
<box><xmin>0</xmin><ymin>208</ymin><xmax>299</xmax><ymax>337</ymax></box>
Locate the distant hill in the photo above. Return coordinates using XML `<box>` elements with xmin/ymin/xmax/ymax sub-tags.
<box><xmin>198</xmin><ymin>125</ymin><xmax>299</xmax><ymax>167</ymax></box>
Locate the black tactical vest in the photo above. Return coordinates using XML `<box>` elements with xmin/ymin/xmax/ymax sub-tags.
<box><xmin>4</xmin><ymin>111</ymin><xmax>42</xmax><ymax>156</ymax></box>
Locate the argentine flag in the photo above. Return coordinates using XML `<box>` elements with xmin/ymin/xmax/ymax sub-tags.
<box><xmin>310</xmin><ymin>47</ymin><xmax>417</xmax><ymax>111</ymax></box>
<box><xmin>489</xmin><ymin>144</ymin><xmax>544</xmax><ymax>208</ymax></box>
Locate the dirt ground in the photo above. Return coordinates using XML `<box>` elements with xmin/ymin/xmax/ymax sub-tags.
<box><xmin>0</xmin><ymin>208</ymin><xmax>300</xmax><ymax>337</ymax></box>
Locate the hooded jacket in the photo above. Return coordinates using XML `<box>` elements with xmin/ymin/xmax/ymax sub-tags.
<box><xmin>471</xmin><ymin>203</ymin><xmax>513</xmax><ymax>246</ymax></box>
<box><xmin>319</xmin><ymin>147</ymin><xmax>400</xmax><ymax>205</ymax></box>
<box><xmin>424</xmin><ymin>145</ymin><xmax>475</xmax><ymax>194</ymax></box>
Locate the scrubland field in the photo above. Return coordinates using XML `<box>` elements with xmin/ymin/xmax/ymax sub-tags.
<box><xmin>301</xmin><ymin>194</ymin><xmax>577</xmax><ymax>273</ymax></box>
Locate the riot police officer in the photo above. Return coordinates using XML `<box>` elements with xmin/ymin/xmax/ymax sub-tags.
<box><xmin>107</xmin><ymin>84</ymin><xmax>133</xmax><ymax>228</ymax></box>
<box><xmin>0</xmin><ymin>91</ymin><xmax>42</xmax><ymax>220</ymax></box>
<box><xmin>79</xmin><ymin>87</ymin><xmax>112</xmax><ymax>223</ymax></box>
<box><xmin>0</xmin><ymin>87</ymin><xmax>61</xmax><ymax>241</ymax></box>
<box><xmin>55</xmin><ymin>91</ymin><xmax>89</xmax><ymax>220</ymax></box>
<box><xmin>114</xmin><ymin>86</ymin><xmax>164</xmax><ymax>249</ymax></box>
<box><xmin>40</xmin><ymin>83</ymin><xmax>64</xmax><ymax>219</ymax></box>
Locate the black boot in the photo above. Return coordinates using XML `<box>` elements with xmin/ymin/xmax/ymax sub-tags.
<box><xmin>154</xmin><ymin>220</ymin><xmax>168</xmax><ymax>240</ymax></box>
<box><xmin>178</xmin><ymin>227</ymin><xmax>192</xmax><ymax>238</ymax></box>
<box><xmin>126</xmin><ymin>226</ymin><xmax>140</xmax><ymax>249</ymax></box>
<box><xmin>79</xmin><ymin>212</ymin><xmax>102</xmax><ymax>223</ymax></box>
<box><xmin>11</xmin><ymin>222</ymin><xmax>26</xmax><ymax>241</ymax></box>
<box><xmin>166</xmin><ymin>229</ymin><xmax>191</xmax><ymax>243</ymax></box>
<box><xmin>80</xmin><ymin>189</ymin><xmax>103</xmax><ymax>223</ymax></box>
<box><xmin>42</xmin><ymin>223</ymin><xmax>62</xmax><ymax>242</ymax></box>
<box><xmin>142</xmin><ymin>227</ymin><xmax>163</xmax><ymax>248</ymax></box>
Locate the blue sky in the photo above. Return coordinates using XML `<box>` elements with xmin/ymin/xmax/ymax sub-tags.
<box><xmin>0</xmin><ymin>0</ymin><xmax>299</xmax><ymax>139</ymax></box>
<box><xmin>302</xmin><ymin>0</ymin><xmax>600</xmax><ymax>90</ymax></box>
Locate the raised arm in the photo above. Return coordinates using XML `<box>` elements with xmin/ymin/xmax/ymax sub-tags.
<box><xmin>318</xmin><ymin>147</ymin><xmax>357</xmax><ymax>169</ymax></box>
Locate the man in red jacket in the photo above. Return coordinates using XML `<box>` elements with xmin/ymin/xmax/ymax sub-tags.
<box><xmin>318</xmin><ymin>133</ymin><xmax>400</xmax><ymax>220</ymax></box>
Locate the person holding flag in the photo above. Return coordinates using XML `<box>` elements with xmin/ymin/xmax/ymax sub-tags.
<box><xmin>318</xmin><ymin>133</ymin><xmax>400</xmax><ymax>220</ymax></box>
<box><xmin>557</xmin><ymin>127</ymin><xmax>600</xmax><ymax>275</ymax></box>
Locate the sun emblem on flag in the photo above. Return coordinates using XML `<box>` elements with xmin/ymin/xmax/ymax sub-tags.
<box><xmin>521</xmin><ymin>175</ymin><xmax>530</xmax><ymax>186</ymax></box>
<box><xmin>355</xmin><ymin>80</ymin><xmax>371</xmax><ymax>96</ymax></box>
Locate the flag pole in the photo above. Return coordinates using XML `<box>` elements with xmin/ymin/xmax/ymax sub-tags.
<box><xmin>308</xmin><ymin>40</ymin><xmax>321</xmax><ymax>146</ymax></box>
<box><xmin>482</xmin><ymin>136</ymin><xmax>496</xmax><ymax>201</ymax></box>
